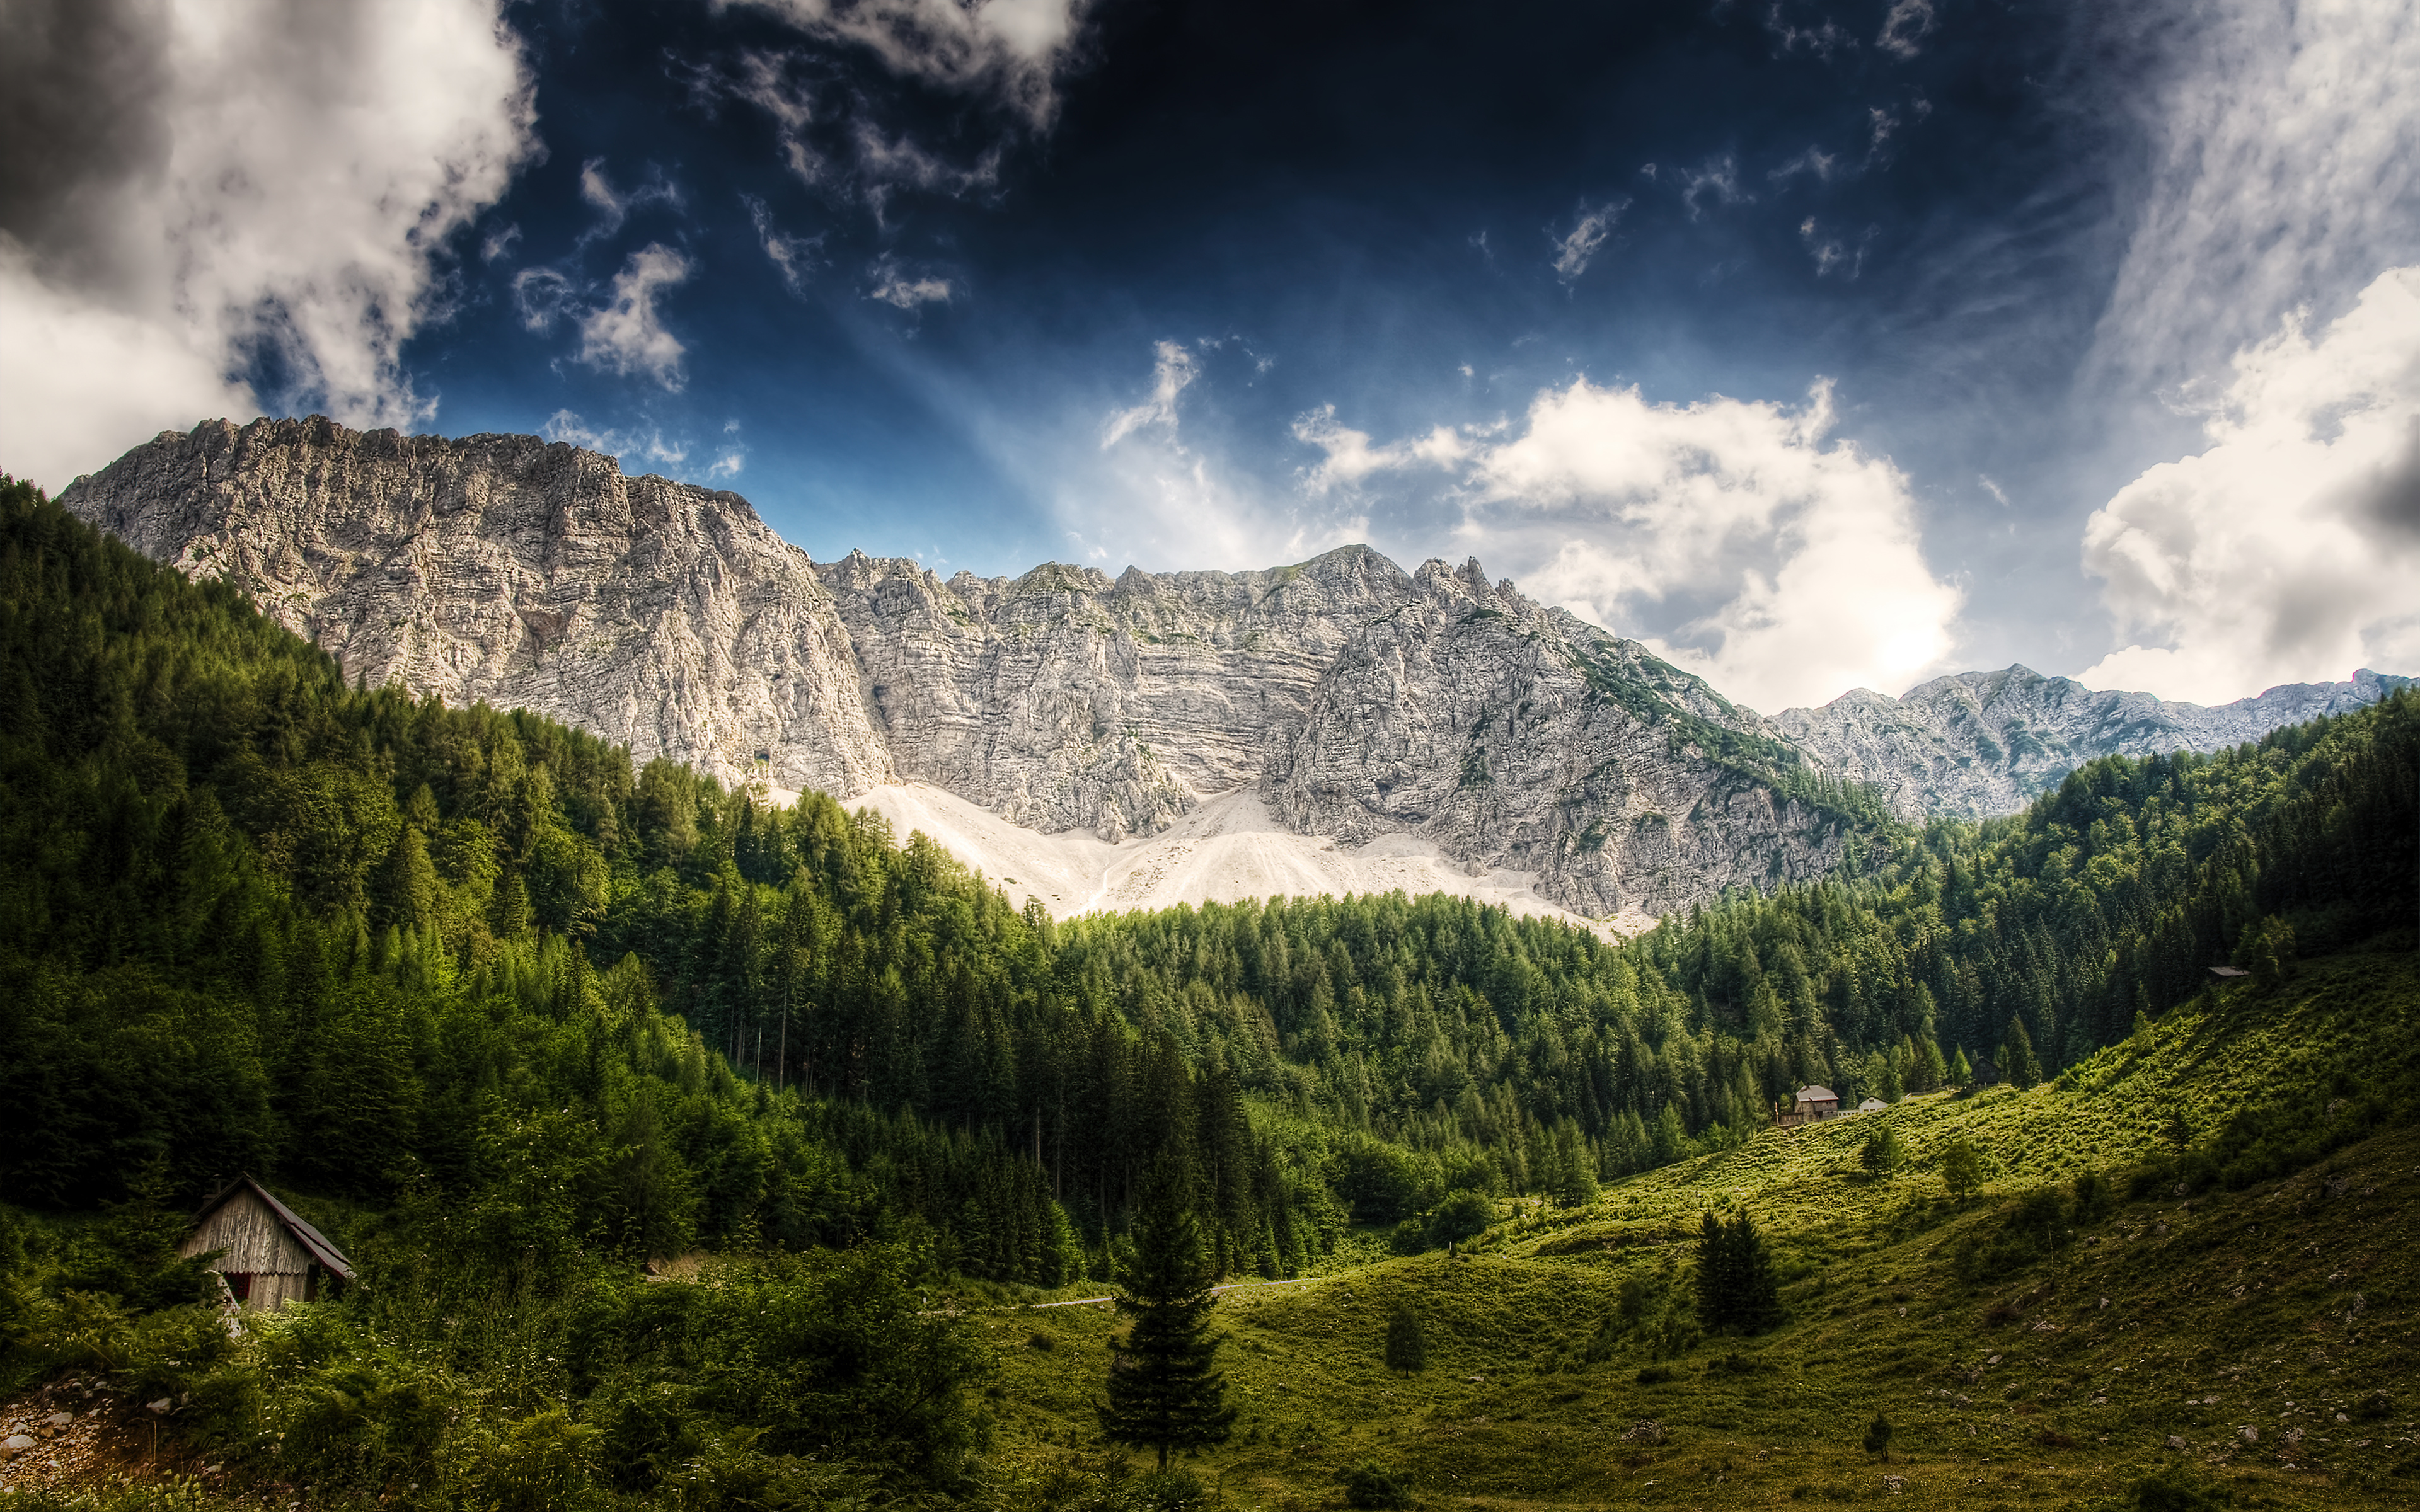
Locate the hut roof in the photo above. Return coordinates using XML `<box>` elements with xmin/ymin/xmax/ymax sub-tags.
<box><xmin>2208</xmin><ymin>965</ymin><xmax>2250</xmax><ymax>979</ymax></box>
<box><xmin>1795</xmin><ymin>1085</ymin><xmax>1838</xmax><ymax>1102</ymax></box>
<box><xmin>192</xmin><ymin>1177</ymin><xmax>354</xmax><ymax>1281</ymax></box>
<box><xmin>1857</xmin><ymin>1097</ymin><xmax>1888</xmax><ymax>1111</ymax></box>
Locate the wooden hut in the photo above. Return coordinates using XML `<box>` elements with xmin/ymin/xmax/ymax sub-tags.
<box><xmin>178</xmin><ymin>1177</ymin><xmax>353</xmax><ymax>1310</ymax></box>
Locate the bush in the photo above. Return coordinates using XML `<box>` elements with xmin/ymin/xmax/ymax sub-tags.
<box><xmin>2071</xmin><ymin>1169</ymin><xmax>2114</xmax><ymax>1225</ymax></box>
<box><xmin>1389</xmin><ymin>1218</ymin><xmax>1428</xmax><ymax>1256</ymax></box>
<box><xmin>1427</xmin><ymin>1190</ymin><xmax>1494</xmax><ymax>1247</ymax></box>
<box><xmin>1340</xmin><ymin>1458</ymin><xmax>1414</xmax><ymax>1509</ymax></box>
<box><xmin>2129</xmin><ymin>1463</ymin><xmax>2231</xmax><ymax>1510</ymax></box>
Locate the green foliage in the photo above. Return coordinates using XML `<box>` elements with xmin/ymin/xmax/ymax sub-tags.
<box><xmin>2129</xmin><ymin>1463</ymin><xmax>2231</xmax><ymax>1511</ymax></box>
<box><xmin>2000</xmin><ymin>1016</ymin><xmax>2043</xmax><ymax>1089</ymax></box>
<box><xmin>1426</xmin><ymin>1190</ymin><xmax>1494</xmax><ymax>1247</ymax></box>
<box><xmin>1340</xmin><ymin>1458</ymin><xmax>1415</xmax><ymax>1509</ymax></box>
<box><xmin>1383</xmin><ymin>1301</ymin><xmax>1426</xmax><ymax>1372</ymax></box>
<box><xmin>1860</xmin><ymin>1411</ymin><xmax>1893</xmax><ymax>1460</ymax></box>
<box><xmin>1858</xmin><ymin>1124</ymin><xmax>1905</xmax><ymax>1178</ymax></box>
<box><xmin>1100</xmin><ymin>1172</ymin><xmax>1235</xmax><ymax>1470</ymax></box>
<box><xmin>1691</xmin><ymin>1210</ymin><xmax>1780</xmax><ymax>1334</ymax></box>
<box><xmin>2236</xmin><ymin>915</ymin><xmax>2296</xmax><ymax>990</ymax></box>
<box><xmin>1939</xmin><ymin>1135</ymin><xmax>1985</xmax><ymax>1200</ymax></box>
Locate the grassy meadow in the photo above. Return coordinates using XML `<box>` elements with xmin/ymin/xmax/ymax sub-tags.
<box><xmin>973</xmin><ymin>948</ymin><xmax>2420</xmax><ymax>1509</ymax></box>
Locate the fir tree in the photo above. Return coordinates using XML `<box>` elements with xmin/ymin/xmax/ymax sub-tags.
<box><xmin>1383</xmin><ymin>1301</ymin><xmax>1427</xmax><ymax>1372</ymax></box>
<box><xmin>1100</xmin><ymin>1172</ymin><xmax>1236</xmax><ymax>1470</ymax></box>
<box><xmin>2000</xmin><ymin>1016</ymin><xmax>2043</xmax><ymax>1089</ymax></box>
<box><xmin>1693</xmin><ymin>1210</ymin><xmax>1781</xmax><ymax>1334</ymax></box>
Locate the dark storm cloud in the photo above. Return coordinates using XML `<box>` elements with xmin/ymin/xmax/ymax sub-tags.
<box><xmin>0</xmin><ymin>0</ymin><xmax>171</xmax><ymax>278</ymax></box>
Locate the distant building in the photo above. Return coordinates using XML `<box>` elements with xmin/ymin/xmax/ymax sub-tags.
<box><xmin>178</xmin><ymin>1177</ymin><xmax>354</xmax><ymax>1310</ymax></box>
<box><xmin>1778</xmin><ymin>1085</ymin><xmax>1841</xmax><ymax>1129</ymax></box>
<box><xmin>1857</xmin><ymin>1097</ymin><xmax>1888</xmax><ymax>1113</ymax></box>
<box><xmin>2208</xmin><ymin>965</ymin><xmax>2250</xmax><ymax>980</ymax></box>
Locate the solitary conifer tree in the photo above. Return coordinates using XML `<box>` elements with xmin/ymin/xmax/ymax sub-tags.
<box><xmin>1100</xmin><ymin>1171</ymin><xmax>1236</xmax><ymax>1470</ymax></box>
<box><xmin>1384</xmin><ymin>1300</ymin><xmax>1427</xmax><ymax>1372</ymax></box>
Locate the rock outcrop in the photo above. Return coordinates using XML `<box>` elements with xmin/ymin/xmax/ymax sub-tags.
<box><xmin>59</xmin><ymin>416</ymin><xmax>2414</xmax><ymax>916</ymax></box>
<box><xmin>60</xmin><ymin>416</ymin><xmax>896</xmax><ymax>798</ymax></box>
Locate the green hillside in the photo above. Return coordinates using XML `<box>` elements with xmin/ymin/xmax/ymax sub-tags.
<box><xmin>980</xmin><ymin>950</ymin><xmax>2420</xmax><ymax>1509</ymax></box>
<box><xmin>1</xmin><ymin>470</ymin><xmax>2415</xmax><ymax>1512</ymax></box>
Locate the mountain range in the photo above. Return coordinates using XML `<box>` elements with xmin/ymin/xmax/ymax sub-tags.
<box><xmin>58</xmin><ymin>416</ymin><xmax>2409</xmax><ymax>919</ymax></box>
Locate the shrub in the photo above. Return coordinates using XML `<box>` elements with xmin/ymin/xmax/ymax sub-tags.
<box><xmin>1340</xmin><ymin>1459</ymin><xmax>1414</xmax><ymax>1510</ymax></box>
<box><xmin>2071</xmin><ymin>1170</ymin><xmax>2114</xmax><ymax>1225</ymax></box>
<box><xmin>2129</xmin><ymin>1463</ymin><xmax>2231</xmax><ymax>1510</ymax></box>
<box><xmin>1427</xmin><ymin>1190</ymin><xmax>1494</xmax><ymax>1247</ymax></box>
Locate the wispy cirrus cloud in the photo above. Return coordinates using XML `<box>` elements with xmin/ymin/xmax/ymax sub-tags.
<box><xmin>2095</xmin><ymin>0</ymin><xmax>2420</xmax><ymax>396</ymax></box>
<box><xmin>1551</xmin><ymin>200</ymin><xmax>1627</xmax><ymax>282</ymax></box>
<box><xmin>864</xmin><ymin>254</ymin><xmax>954</xmax><ymax>311</ymax></box>
<box><xmin>1876</xmin><ymin>0</ymin><xmax>1937</xmax><ymax>61</ymax></box>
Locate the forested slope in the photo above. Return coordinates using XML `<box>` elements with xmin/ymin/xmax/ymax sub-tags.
<box><xmin>7</xmin><ymin>474</ymin><xmax>2419</xmax><ymax>1271</ymax></box>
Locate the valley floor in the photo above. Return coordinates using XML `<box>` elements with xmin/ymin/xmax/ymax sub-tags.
<box><xmin>978</xmin><ymin>951</ymin><xmax>2420</xmax><ymax>1509</ymax></box>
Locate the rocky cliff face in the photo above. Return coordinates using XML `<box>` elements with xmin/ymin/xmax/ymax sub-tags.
<box><xmin>1262</xmin><ymin>559</ymin><xmax>1861</xmax><ymax>915</ymax></box>
<box><xmin>1777</xmin><ymin>665</ymin><xmax>2412</xmax><ymax>820</ymax></box>
<box><xmin>60</xmin><ymin>417</ymin><xmax>899</xmax><ymax>798</ymax></box>
<box><xmin>59</xmin><ymin>418</ymin><xmax>2412</xmax><ymax>917</ymax></box>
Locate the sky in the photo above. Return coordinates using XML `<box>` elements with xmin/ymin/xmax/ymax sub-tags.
<box><xmin>3</xmin><ymin>0</ymin><xmax>2417</xmax><ymax>714</ymax></box>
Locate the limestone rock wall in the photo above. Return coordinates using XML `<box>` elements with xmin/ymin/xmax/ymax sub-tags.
<box><xmin>59</xmin><ymin>417</ymin><xmax>896</xmax><ymax>797</ymax></box>
<box><xmin>59</xmin><ymin>417</ymin><xmax>2411</xmax><ymax>919</ymax></box>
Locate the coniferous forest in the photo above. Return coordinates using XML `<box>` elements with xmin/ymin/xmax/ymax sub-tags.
<box><xmin>3</xmin><ymin>474</ymin><xmax>2417</xmax><ymax>1509</ymax></box>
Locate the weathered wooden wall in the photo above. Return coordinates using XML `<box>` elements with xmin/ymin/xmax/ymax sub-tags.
<box><xmin>180</xmin><ymin>1189</ymin><xmax>309</xmax><ymax>1277</ymax></box>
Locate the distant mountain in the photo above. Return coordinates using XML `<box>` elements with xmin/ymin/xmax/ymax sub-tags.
<box><xmin>1778</xmin><ymin>665</ymin><xmax>2411</xmax><ymax>820</ymax></box>
<box><xmin>59</xmin><ymin>416</ymin><xmax>2410</xmax><ymax>915</ymax></box>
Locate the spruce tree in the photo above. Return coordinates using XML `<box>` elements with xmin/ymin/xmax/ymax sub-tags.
<box><xmin>1100</xmin><ymin>1176</ymin><xmax>1236</xmax><ymax>1470</ymax></box>
<box><xmin>1693</xmin><ymin>1210</ymin><xmax>1781</xmax><ymax>1334</ymax></box>
<box><xmin>1383</xmin><ymin>1300</ymin><xmax>1427</xmax><ymax>1372</ymax></box>
<box><xmin>2000</xmin><ymin>1016</ymin><xmax>2043</xmax><ymax>1089</ymax></box>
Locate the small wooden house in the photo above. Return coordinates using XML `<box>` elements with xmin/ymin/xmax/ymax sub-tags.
<box><xmin>178</xmin><ymin>1177</ymin><xmax>354</xmax><ymax>1310</ymax></box>
<box><xmin>1778</xmin><ymin>1085</ymin><xmax>1842</xmax><ymax>1129</ymax></box>
<box><xmin>2208</xmin><ymin>965</ymin><xmax>2249</xmax><ymax>980</ymax></box>
<box><xmin>1857</xmin><ymin>1097</ymin><xmax>1888</xmax><ymax>1113</ymax></box>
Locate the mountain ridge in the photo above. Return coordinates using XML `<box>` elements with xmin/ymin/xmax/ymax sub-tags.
<box><xmin>55</xmin><ymin>415</ymin><xmax>2411</xmax><ymax>916</ymax></box>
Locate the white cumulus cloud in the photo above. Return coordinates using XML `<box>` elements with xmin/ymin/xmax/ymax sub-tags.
<box><xmin>577</xmin><ymin>245</ymin><xmax>694</xmax><ymax>388</ymax></box>
<box><xmin>1468</xmin><ymin>379</ymin><xmax>1964</xmax><ymax>713</ymax></box>
<box><xmin>0</xmin><ymin>0</ymin><xmax>536</xmax><ymax>490</ymax></box>
<box><xmin>2077</xmin><ymin>266</ymin><xmax>2420</xmax><ymax>704</ymax></box>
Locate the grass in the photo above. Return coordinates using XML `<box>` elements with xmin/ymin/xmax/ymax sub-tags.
<box><xmin>979</xmin><ymin>948</ymin><xmax>2420</xmax><ymax>1509</ymax></box>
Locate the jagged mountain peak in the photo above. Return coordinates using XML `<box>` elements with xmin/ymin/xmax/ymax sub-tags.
<box><xmin>55</xmin><ymin>418</ymin><xmax>2412</xmax><ymax>915</ymax></box>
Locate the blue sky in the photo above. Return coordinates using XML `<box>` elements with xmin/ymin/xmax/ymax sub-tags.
<box><xmin>4</xmin><ymin>0</ymin><xmax>2417</xmax><ymax>711</ymax></box>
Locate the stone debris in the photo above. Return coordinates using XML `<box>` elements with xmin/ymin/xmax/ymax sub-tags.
<box><xmin>2167</xmin><ymin>1436</ymin><xmax>2189</xmax><ymax>1450</ymax></box>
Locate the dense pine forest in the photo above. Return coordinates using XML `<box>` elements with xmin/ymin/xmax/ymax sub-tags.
<box><xmin>3</xmin><ymin>475</ymin><xmax>2416</xmax><ymax>1508</ymax></box>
